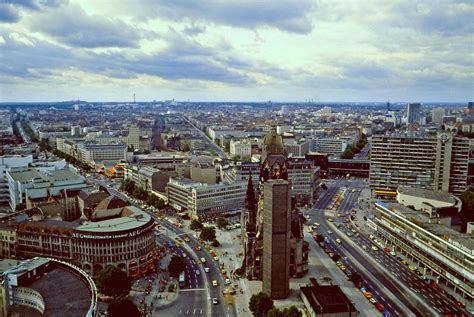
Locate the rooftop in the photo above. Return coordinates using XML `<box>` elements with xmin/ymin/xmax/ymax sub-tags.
<box><xmin>5</xmin><ymin>258</ymin><xmax>93</xmax><ymax>317</ymax></box>
<box><xmin>377</xmin><ymin>201</ymin><xmax>474</xmax><ymax>252</ymax></box>
<box><xmin>397</xmin><ymin>186</ymin><xmax>456</xmax><ymax>204</ymax></box>
<box><xmin>75</xmin><ymin>205</ymin><xmax>151</xmax><ymax>233</ymax></box>
<box><xmin>300</xmin><ymin>285</ymin><xmax>357</xmax><ymax>314</ymax></box>
<box><xmin>8</xmin><ymin>168</ymin><xmax>84</xmax><ymax>184</ymax></box>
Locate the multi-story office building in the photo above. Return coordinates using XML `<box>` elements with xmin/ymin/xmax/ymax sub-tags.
<box><xmin>77</xmin><ymin>143</ymin><xmax>127</xmax><ymax>166</ymax></box>
<box><xmin>124</xmin><ymin>166</ymin><xmax>166</xmax><ymax>191</ymax></box>
<box><xmin>70</xmin><ymin>125</ymin><xmax>81</xmax><ymax>136</ymax></box>
<box><xmin>166</xmin><ymin>178</ymin><xmax>247</xmax><ymax>218</ymax></box>
<box><xmin>432</xmin><ymin>107</ymin><xmax>445</xmax><ymax>125</ymax></box>
<box><xmin>262</xmin><ymin>180</ymin><xmax>291</xmax><ymax>299</ymax></box>
<box><xmin>284</xmin><ymin>139</ymin><xmax>310</xmax><ymax>157</ymax></box>
<box><xmin>230</xmin><ymin>139</ymin><xmax>252</xmax><ymax>159</ymax></box>
<box><xmin>370</xmin><ymin>132</ymin><xmax>469</xmax><ymax>195</ymax></box>
<box><xmin>287</xmin><ymin>157</ymin><xmax>319</xmax><ymax>205</ymax></box>
<box><xmin>7</xmin><ymin>168</ymin><xmax>88</xmax><ymax>210</ymax></box>
<box><xmin>0</xmin><ymin>155</ymin><xmax>33</xmax><ymax>206</ymax></box>
<box><xmin>310</xmin><ymin>138</ymin><xmax>347</xmax><ymax>157</ymax></box>
<box><xmin>127</xmin><ymin>125</ymin><xmax>140</xmax><ymax>150</ymax></box>
<box><xmin>372</xmin><ymin>201</ymin><xmax>473</xmax><ymax>300</ymax></box>
<box><xmin>407</xmin><ymin>103</ymin><xmax>422</xmax><ymax>124</ymax></box>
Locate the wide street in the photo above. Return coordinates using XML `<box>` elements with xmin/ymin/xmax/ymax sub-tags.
<box><xmin>87</xmin><ymin>176</ymin><xmax>236</xmax><ymax>317</ymax></box>
<box><xmin>306</xmin><ymin>179</ymin><xmax>468</xmax><ymax>317</ymax></box>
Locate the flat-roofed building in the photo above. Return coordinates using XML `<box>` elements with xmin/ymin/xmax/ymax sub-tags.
<box><xmin>166</xmin><ymin>177</ymin><xmax>247</xmax><ymax>218</ymax></box>
<box><xmin>310</xmin><ymin>138</ymin><xmax>347</xmax><ymax>157</ymax></box>
<box><xmin>370</xmin><ymin>131</ymin><xmax>469</xmax><ymax>195</ymax></box>
<box><xmin>0</xmin><ymin>155</ymin><xmax>33</xmax><ymax>206</ymax></box>
<box><xmin>300</xmin><ymin>284</ymin><xmax>357</xmax><ymax>317</ymax></box>
<box><xmin>230</xmin><ymin>139</ymin><xmax>252</xmax><ymax>159</ymax></box>
<box><xmin>77</xmin><ymin>143</ymin><xmax>127</xmax><ymax>166</ymax></box>
<box><xmin>372</xmin><ymin>201</ymin><xmax>473</xmax><ymax>300</ymax></box>
<box><xmin>7</xmin><ymin>169</ymin><xmax>88</xmax><ymax>211</ymax></box>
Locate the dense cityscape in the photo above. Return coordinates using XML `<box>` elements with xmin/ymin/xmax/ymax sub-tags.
<box><xmin>1</xmin><ymin>1</ymin><xmax>473</xmax><ymax>317</ymax></box>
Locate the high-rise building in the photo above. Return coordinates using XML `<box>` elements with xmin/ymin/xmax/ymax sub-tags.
<box><xmin>370</xmin><ymin>131</ymin><xmax>469</xmax><ymax>195</ymax></box>
<box><xmin>127</xmin><ymin>125</ymin><xmax>140</xmax><ymax>151</ymax></box>
<box><xmin>407</xmin><ymin>103</ymin><xmax>421</xmax><ymax>124</ymax></box>
<box><xmin>280</xmin><ymin>105</ymin><xmax>289</xmax><ymax>116</ymax></box>
<box><xmin>262</xmin><ymin>179</ymin><xmax>291</xmax><ymax>299</ymax></box>
<box><xmin>70</xmin><ymin>125</ymin><xmax>81</xmax><ymax>136</ymax></box>
<box><xmin>432</xmin><ymin>107</ymin><xmax>445</xmax><ymax>125</ymax></box>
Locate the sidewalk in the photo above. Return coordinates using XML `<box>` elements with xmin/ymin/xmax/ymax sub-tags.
<box><xmin>129</xmin><ymin>253</ymin><xmax>180</xmax><ymax>315</ymax></box>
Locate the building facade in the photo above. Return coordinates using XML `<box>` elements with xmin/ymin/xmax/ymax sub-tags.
<box><xmin>262</xmin><ymin>180</ymin><xmax>291</xmax><ymax>299</ymax></box>
<box><xmin>370</xmin><ymin>132</ymin><xmax>469</xmax><ymax>195</ymax></box>
<box><xmin>230</xmin><ymin>139</ymin><xmax>252</xmax><ymax>159</ymax></box>
<box><xmin>310</xmin><ymin>138</ymin><xmax>347</xmax><ymax>157</ymax></box>
<box><xmin>371</xmin><ymin>201</ymin><xmax>473</xmax><ymax>300</ymax></box>
<box><xmin>15</xmin><ymin>206</ymin><xmax>156</xmax><ymax>278</ymax></box>
<box><xmin>407</xmin><ymin>103</ymin><xmax>422</xmax><ymax>124</ymax></box>
<box><xmin>0</xmin><ymin>155</ymin><xmax>33</xmax><ymax>206</ymax></box>
<box><xmin>166</xmin><ymin>178</ymin><xmax>247</xmax><ymax>218</ymax></box>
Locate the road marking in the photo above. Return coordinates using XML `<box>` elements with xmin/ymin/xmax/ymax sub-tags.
<box><xmin>180</xmin><ymin>288</ymin><xmax>207</xmax><ymax>292</ymax></box>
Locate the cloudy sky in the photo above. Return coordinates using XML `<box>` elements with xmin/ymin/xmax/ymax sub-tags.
<box><xmin>0</xmin><ymin>0</ymin><xmax>472</xmax><ymax>102</ymax></box>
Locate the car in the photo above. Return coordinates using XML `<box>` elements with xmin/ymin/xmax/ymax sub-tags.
<box><xmin>384</xmin><ymin>247</ymin><xmax>391</xmax><ymax>252</ymax></box>
<box><xmin>204</xmin><ymin>267</ymin><xmax>210</xmax><ymax>273</ymax></box>
<box><xmin>401</xmin><ymin>260</ymin><xmax>408</xmax><ymax>265</ymax></box>
<box><xmin>375</xmin><ymin>303</ymin><xmax>384</xmax><ymax>312</ymax></box>
<box><xmin>408</xmin><ymin>265</ymin><xmax>416</xmax><ymax>271</ymax></box>
<box><xmin>363</xmin><ymin>291</ymin><xmax>373</xmax><ymax>299</ymax></box>
<box><xmin>195</xmin><ymin>269</ymin><xmax>201</xmax><ymax>276</ymax></box>
<box><xmin>369</xmin><ymin>298</ymin><xmax>377</xmax><ymax>304</ymax></box>
<box><xmin>225</xmin><ymin>278</ymin><xmax>231</xmax><ymax>285</ymax></box>
<box><xmin>213</xmin><ymin>256</ymin><xmax>219</xmax><ymax>261</ymax></box>
<box><xmin>327</xmin><ymin>230</ymin><xmax>333</xmax><ymax>234</ymax></box>
<box><xmin>389</xmin><ymin>251</ymin><xmax>396</xmax><ymax>256</ymax></box>
<box><xmin>371</xmin><ymin>246</ymin><xmax>378</xmax><ymax>251</ymax></box>
<box><xmin>336</xmin><ymin>239</ymin><xmax>341</xmax><ymax>244</ymax></box>
<box><xmin>212</xmin><ymin>298</ymin><xmax>219</xmax><ymax>305</ymax></box>
<box><xmin>314</xmin><ymin>222</ymin><xmax>320</xmax><ymax>226</ymax></box>
<box><xmin>200</xmin><ymin>257</ymin><xmax>206</xmax><ymax>263</ymax></box>
<box><xmin>183</xmin><ymin>236</ymin><xmax>190</xmax><ymax>242</ymax></box>
<box><xmin>221</xmin><ymin>269</ymin><xmax>226</xmax><ymax>274</ymax></box>
<box><xmin>212</xmin><ymin>280</ymin><xmax>218</xmax><ymax>287</ymax></box>
<box><xmin>340</xmin><ymin>265</ymin><xmax>346</xmax><ymax>271</ymax></box>
<box><xmin>195</xmin><ymin>245</ymin><xmax>202</xmax><ymax>251</ymax></box>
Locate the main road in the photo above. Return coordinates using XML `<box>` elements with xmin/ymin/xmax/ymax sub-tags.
<box><xmin>307</xmin><ymin>180</ymin><xmax>468</xmax><ymax>317</ymax></box>
<box><xmin>179</xmin><ymin>114</ymin><xmax>227</xmax><ymax>159</ymax></box>
<box><xmin>87</xmin><ymin>176</ymin><xmax>236</xmax><ymax>317</ymax></box>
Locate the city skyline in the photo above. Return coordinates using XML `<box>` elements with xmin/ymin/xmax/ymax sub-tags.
<box><xmin>1</xmin><ymin>0</ymin><xmax>473</xmax><ymax>102</ymax></box>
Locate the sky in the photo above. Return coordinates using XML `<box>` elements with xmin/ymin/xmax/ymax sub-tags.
<box><xmin>0</xmin><ymin>0</ymin><xmax>473</xmax><ymax>102</ymax></box>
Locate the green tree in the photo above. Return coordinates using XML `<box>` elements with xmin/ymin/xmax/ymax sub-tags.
<box><xmin>216</xmin><ymin>216</ymin><xmax>228</xmax><ymax>229</ymax></box>
<box><xmin>200</xmin><ymin>226</ymin><xmax>216</xmax><ymax>241</ymax></box>
<box><xmin>132</xmin><ymin>186</ymin><xmax>148</xmax><ymax>201</ymax></box>
<box><xmin>266</xmin><ymin>306</ymin><xmax>301</xmax><ymax>317</ymax></box>
<box><xmin>190</xmin><ymin>219</ymin><xmax>203</xmax><ymax>231</ymax></box>
<box><xmin>107</xmin><ymin>296</ymin><xmax>140</xmax><ymax>317</ymax></box>
<box><xmin>121</xmin><ymin>179</ymin><xmax>136</xmax><ymax>195</ymax></box>
<box><xmin>168</xmin><ymin>256</ymin><xmax>186</xmax><ymax>278</ymax></box>
<box><xmin>211</xmin><ymin>239</ymin><xmax>220</xmax><ymax>247</ymax></box>
<box><xmin>96</xmin><ymin>266</ymin><xmax>131</xmax><ymax>298</ymax></box>
<box><xmin>249</xmin><ymin>292</ymin><xmax>274</xmax><ymax>317</ymax></box>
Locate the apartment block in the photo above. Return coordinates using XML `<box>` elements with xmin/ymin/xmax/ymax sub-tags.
<box><xmin>370</xmin><ymin>132</ymin><xmax>469</xmax><ymax>195</ymax></box>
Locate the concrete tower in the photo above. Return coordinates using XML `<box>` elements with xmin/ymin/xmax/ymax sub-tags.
<box><xmin>262</xmin><ymin>179</ymin><xmax>291</xmax><ymax>299</ymax></box>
